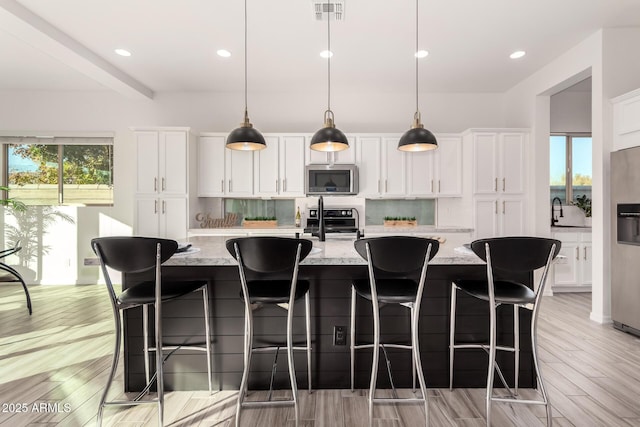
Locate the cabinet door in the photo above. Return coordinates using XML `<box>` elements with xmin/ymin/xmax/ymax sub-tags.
<box><xmin>160</xmin><ymin>197</ymin><xmax>188</xmax><ymax>240</ymax></box>
<box><xmin>254</xmin><ymin>136</ymin><xmax>280</xmax><ymax>196</ymax></box>
<box><xmin>500</xmin><ymin>198</ymin><xmax>525</xmax><ymax>236</ymax></box>
<box><xmin>135</xmin><ymin>197</ymin><xmax>160</xmax><ymax>237</ymax></box>
<box><xmin>331</xmin><ymin>137</ymin><xmax>356</xmax><ymax>164</ymax></box>
<box><xmin>500</xmin><ymin>133</ymin><xmax>525</xmax><ymax>194</ymax></box>
<box><xmin>435</xmin><ymin>135</ymin><xmax>463</xmax><ymax>196</ymax></box>
<box><xmin>280</xmin><ymin>136</ymin><xmax>306</xmax><ymax>196</ymax></box>
<box><xmin>159</xmin><ymin>131</ymin><xmax>188</xmax><ymax>196</ymax></box>
<box><xmin>407</xmin><ymin>150</ymin><xmax>435</xmax><ymax>196</ymax></box>
<box><xmin>226</xmin><ymin>149</ymin><xmax>254</xmax><ymax>196</ymax></box>
<box><xmin>474</xmin><ymin>198</ymin><xmax>499</xmax><ymax>239</ymax></box>
<box><xmin>198</xmin><ymin>135</ymin><xmax>226</xmax><ymax>196</ymax></box>
<box><xmin>357</xmin><ymin>137</ymin><xmax>382</xmax><ymax>196</ymax></box>
<box><xmin>554</xmin><ymin>241</ymin><xmax>580</xmax><ymax>286</ymax></box>
<box><xmin>473</xmin><ymin>133</ymin><xmax>498</xmax><ymax>194</ymax></box>
<box><xmin>382</xmin><ymin>137</ymin><xmax>406</xmax><ymax>196</ymax></box>
<box><xmin>135</xmin><ymin>131</ymin><xmax>159</xmax><ymax>194</ymax></box>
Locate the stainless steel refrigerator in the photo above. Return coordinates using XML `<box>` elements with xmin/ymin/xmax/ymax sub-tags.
<box><xmin>611</xmin><ymin>146</ymin><xmax>640</xmax><ymax>336</ymax></box>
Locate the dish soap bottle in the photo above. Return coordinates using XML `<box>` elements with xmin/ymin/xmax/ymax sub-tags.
<box><xmin>295</xmin><ymin>207</ymin><xmax>301</xmax><ymax>228</ymax></box>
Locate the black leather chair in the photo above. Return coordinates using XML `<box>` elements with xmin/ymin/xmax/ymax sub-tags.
<box><xmin>226</xmin><ymin>236</ymin><xmax>313</xmax><ymax>427</ymax></box>
<box><xmin>0</xmin><ymin>240</ymin><xmax>31</xmax><ymax>315</ymax></box>
<box><xmin>91</xmin><ymin>237</ymin><xmax>213</xmax><ymax>426</ymax></box>
<box><xmin>351</xmin><ymin>236</ymin><xmax>440</xmax><ymax>426</ymax></box>
<box><xmin>449</xmin><ymin>237</ymin><xmax>561</xmax><ymax>426</ymax></box>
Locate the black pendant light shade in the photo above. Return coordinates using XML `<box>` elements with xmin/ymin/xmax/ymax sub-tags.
<box><xmin>399</xmin><ymin>0</ymin><xmax>437</xmax><ymax>152</ymax></box>
<box><xmin>310</xmin><ymin>110</ymin><xmax>349</xmax><ymax>152</ymax></box>
<box><xmin>398</xmin><ymin>112</ymin><xmax>438</xmax><ymax>152</ymax></box>
<box><xmin>226</xmin><ymin>0</ymin><xmax>265</xmax><ymax>151</ymax></box>
<box><xmin>226</xmin><ymin>110</ymin><xmax>266</xmax><ymax>151</ymax></box>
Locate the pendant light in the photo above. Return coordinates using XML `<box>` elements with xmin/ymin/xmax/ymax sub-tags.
<box><xmin>310</xmin><ymin>4</ymin><xmax>349</xmax><ymax>152</ymax></box>
<box><xmin>226</xmin><ymin>0</ymin><xmax>266</xmax><ymax>151</ymax></box>
<box><xmin>398</xmin><ymin>0</ymin><xmax>438</xmax><ymax>152</ymax></box>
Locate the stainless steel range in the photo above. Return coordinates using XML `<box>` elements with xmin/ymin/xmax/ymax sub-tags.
<box><xmin>304</xmin><ymin>207</ymin><xmax>359</xmax><ymax>235</ymax></box>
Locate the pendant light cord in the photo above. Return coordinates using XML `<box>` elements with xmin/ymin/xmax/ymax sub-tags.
<box><xmin>415</xmin><ymin>0</ymin><xmax>419</xmax><ymax>117</ymax></box>
<box><xmin>327</xmin><ymin>5</ymin><xmax>331</xmax><ymax>113</ymax></box>
<box><xmin>244</xmin><ymin>0</ymin><xmax>248</xmax><ymax>117</ymax></box>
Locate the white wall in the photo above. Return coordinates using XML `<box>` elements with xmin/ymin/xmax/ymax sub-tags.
<box><xmin>0</xmin><ymin>90</ymin><xmax>506</xmax><ymax>284</ymax></box>
<box><xmin>551</xmin><ymin>89</ymin><xmax>592</xmax><ymax>133</ymax></box>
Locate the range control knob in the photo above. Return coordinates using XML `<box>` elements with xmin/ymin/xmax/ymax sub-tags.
<box><xmin>341</xmin><ymin>210</ymin><xmax>347</xmax><ymax>216</ymax></box>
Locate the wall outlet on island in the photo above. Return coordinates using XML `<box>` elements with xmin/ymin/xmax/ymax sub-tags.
<box><xmin>333</xmin><ymin>325</ymin><xmax>346</xmax><ymax>346</ymax></box>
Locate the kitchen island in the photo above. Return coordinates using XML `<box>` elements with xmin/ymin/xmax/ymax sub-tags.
<box><xmin>122</xmin><ymin>235</ymin><xmax>535</xmax><ymax>392</ymax></box>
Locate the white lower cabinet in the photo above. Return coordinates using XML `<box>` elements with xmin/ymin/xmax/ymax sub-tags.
<box><xmin>552</xmin><ymin>231</ymin><xmax>592</xmax><ymax>292</ymax></box>
<box><xmin>135</xmin><ymin>197</ymin><xmax>188</xmax><ymax>241</ymax></box>
<box><xmin>473</xmin><ymin>197</ymin><xmax>525</xmax><ymax>239</ymax></box>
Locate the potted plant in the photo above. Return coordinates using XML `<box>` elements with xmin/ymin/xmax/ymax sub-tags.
<box><xmin>574</xmin><ymin>195</ymin><xmax>592</xmax><ymax>226</ymax></box>
<box><xmin>242</xmin><ymin>216</ymin><xmax>278</xmax><ymax>228</ymax></box>
<box><xmin>383</xmin><ymin>216</ymin><xmax>417</xmax><ymax>227</ymax></box>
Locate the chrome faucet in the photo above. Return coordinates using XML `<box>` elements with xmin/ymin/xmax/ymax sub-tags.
<box><xmin>551</xmin><ymin>197</ymin><xmax>564</xmax><ymax>226</ymax></box>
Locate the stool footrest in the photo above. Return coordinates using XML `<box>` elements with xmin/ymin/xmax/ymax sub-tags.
<box><xmin>452</xmin><ymin>343</ymin><xmax>516</xmax><ymax>352</ymax></box>
<box><xmin>104</xmin><ymin>399</ymin><xmax>158</xmax><ymax>407</ymax></box>
<box><xmin>241</xmin><ymin>399</ymin><xmax>295</xmax><ymax>408</ymax></box>
<box><xmin>372</xmin><ymin>397</ymin><xmax>425</xmax><ymax>404</ymax></box>
<box><xmin>492</xmin><ymin>397</ymin><xmax>548</xmax><ymax>406</ymax></box>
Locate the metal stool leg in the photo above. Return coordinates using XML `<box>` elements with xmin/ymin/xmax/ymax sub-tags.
<box><xmin>305</xmin><ymin>292</ymin><xmax>312</xmax><ymax>393</ymax></box>
<box><xmin>286</xmin><ymin>294</ymin><xmax>300</xmax><ymax>425</ymax></box>
<box><xmin>202</xmin><ymin>286</ymin><xmax>213</xmax><ymax>393</ymax></box>
<box><xmin>486</xmin><ymin>302</ymin><xmax>497</xmax><ymax>427</ymax></box>
<box><xmin>449</xmin><ymin>283</ymin><xmax>457</xmax><ymax>390</ymax></box>
<box><xmin>142</xmin><ymin>304</ymin><xmax>151</xmax><ymax>390</ymax></box>
<box><xmin>531</xmin><ymin>307</ymin><xmax>552</xmax><ymax>425</ymax></box>
<box><xmin>97</xmin><ymin>310</ymin><xmax>122</xmax><ymax>426</ymax></box>
<box><xmin>236</xmin><ymin>309</ymin><xmax>253</xmax><ymax>427</ymax></box>
<box><xmin>411</xmin><ymin>306</ymin><xmax>416</xmax><ymax>392</ymax></box>
<box><xmin>368</xmin><ymin>294</ymin><xmax>381</xmax><ymax>426</ymax></box>
<box><xmin>411</xmin><ymin>302</ymin><xmax>429</xmax><ymax>426</ymax></box>
<box><xmin>514</xmin><ymin>304</ymin><xmax>520</xmax><ymax>395</ymax></box>
<box><xmin>350</xmin><ymin>286</ymin><xmax>357</xmax><ymax>392</ymax></box>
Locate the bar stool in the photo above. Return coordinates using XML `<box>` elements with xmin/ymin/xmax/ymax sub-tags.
<box><xmin>91</xmin><ymin>237</ymin><xmax>213</xmax><ymax>427</ymax></box>
<box><xmin>449</xmin><ymin>236</ymin><xmax>560</xmax><ymax>426</ymax></box>
<box><xmin>226</xmin><ymin>236</ymin><xmax>313</xmax><ymax>427</ymax></box>
<box><xmin>350</xmin><ymin>236</ymin><xmax>439</xmax><ymax>426</ymax></box>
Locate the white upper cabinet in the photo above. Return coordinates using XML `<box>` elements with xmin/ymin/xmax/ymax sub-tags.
<box><xmin>255</xmin><ymin>135</ymin><xmax>305</xmax><ymax>197</ymax></box>
<box><xmin>225</xmin><ymin>147</ymin><xmax>254</xmax><ymax>196</ymax></box>
<box><xmin>135</xmin><ymin>130</ymin><xmax>188</xmax><ymax>196</ymax></box>
<box><xmin>197</xmin><ymin>135</ymin><xmax>226</xmax><ymax>197</ymax></box>
<box><xmin>471</xmin><ymin>131</ymin><xmax>526</xmax><ymax>195</ymax></box>
<box><xmin>407</xmin><ymin>134</ymin><xmax>462</xmax><ymax>197</ymax></box>
<box><xmin>357</xmin><ymin>136</ymin><xmax>406</xmax><ymax>197</ymax></box>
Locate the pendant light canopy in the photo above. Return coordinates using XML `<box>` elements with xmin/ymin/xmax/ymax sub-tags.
<box><xmin>227</xmin><ymin>0</ymin><xmax>265</xmax><ymax>151</ymax></box>
<box><xmin>398</xmin><ymin>0</ymin><xmax>437</xmax><ymax>152</ymax></box>
<box><xmin>310</xmin><ymin>4</ymin><xmax>349</xmax><ymax>152</ymax></box>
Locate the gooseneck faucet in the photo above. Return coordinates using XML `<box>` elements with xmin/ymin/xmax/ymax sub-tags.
<box><xmin>317</xmin><ymin>196</ymin><xmax>326</xmax><ymax>242</ymax></box>
<box><xmin>551</xmin><ymin>197</ymin><xmax>564</xmax><ymax>226</ymax></box>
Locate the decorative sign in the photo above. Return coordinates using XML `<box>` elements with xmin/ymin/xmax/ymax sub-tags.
<box><xmin>195</xmin><ymin>212</ymin><xmax>238</xmax><ymax>228</ymax></box>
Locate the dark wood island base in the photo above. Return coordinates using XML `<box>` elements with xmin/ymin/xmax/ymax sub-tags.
<box><xmin>123</xmin><ymin>263</ymin><xmax>534</xmax><ymax>392</ymax></box>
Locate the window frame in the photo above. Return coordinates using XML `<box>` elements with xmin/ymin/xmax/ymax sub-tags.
<box><xmin>1</xmin><ymin>135</ymin><xmax>114</xmax><ymax>207</ymax></box>
<box><xmin>550</xmin><ymin>132</ymin><xmax>592</xmax><ymax>203</ymax></box>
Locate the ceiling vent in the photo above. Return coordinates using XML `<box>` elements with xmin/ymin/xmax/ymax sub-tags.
<box><xmin>312</xmin><ymin>1</ymin><xmax>345</xmax><ymax>21</ymax></box>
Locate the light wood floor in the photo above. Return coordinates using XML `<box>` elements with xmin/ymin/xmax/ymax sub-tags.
<box><xmin>1</xmin><ymin>285</ymin><xmax>640</xmax><ymax>426</ymax></box>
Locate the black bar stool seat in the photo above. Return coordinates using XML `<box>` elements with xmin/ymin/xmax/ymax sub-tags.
<box><xmin>119</xmin><ymin>279</ymin><xmax>208</xmax><ymax>306</ymax></box>
<box><xmin>352</xmin><ymin>278</ymin><xmax>418</xmax><ymax>304</ymax></box>
<box><xmin>242</xmin><ymin>279</ymin><xmax>310</xmax><ymax>304</ymax></box>
<box><xmin>453</xmin><ymin>279</ymin><xmax>536</xmax><ymax>304</ymax></box>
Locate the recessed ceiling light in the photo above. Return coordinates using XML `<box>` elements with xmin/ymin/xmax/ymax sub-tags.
<box><xmin>217</xmin><ymin>49</ymin><xmax>232</xmax><ymax>58</ymax></box>
<box><xmin>415</xmin><ymin>50</ymin><xmax>429</xmax><ymax>58</ymax></box>
<box><xmin>114</xmin><ymin>48</ymin><xmax>131</xmax><ymax>57</ymax></box>
<box><xmin>320</xmin><ymin>50</ymin><xmax>333</xmax><ymax>59</ymax></box>
<box><xmin>510</xmin><ymin>50</ymin><xmax>526</xmax><ymax>59</ymax></box>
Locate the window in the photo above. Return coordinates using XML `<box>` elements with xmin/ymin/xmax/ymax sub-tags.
<box><xmin>550</xmin><ymin>133</ymin><xmax>591</xmax><ymax>204</ymax></box>
<box><xmin>2</xmin><ymin>136</ymin><xmax>114</xmax><ymax>206</ymax></box>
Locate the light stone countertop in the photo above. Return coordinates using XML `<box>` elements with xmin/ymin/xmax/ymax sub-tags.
<box><xmin>166</xmin><ymin>234</ymin><xmax>483</xmax><ymax>266</ymax></box>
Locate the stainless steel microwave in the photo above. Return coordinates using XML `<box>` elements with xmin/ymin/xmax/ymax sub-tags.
<box><xmin>305</xmin><ymin>164</ymin><xmax>359</xmax><ymax>195</ymax></box>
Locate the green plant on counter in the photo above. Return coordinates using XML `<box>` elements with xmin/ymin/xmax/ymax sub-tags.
<box><xmin>244</xmin><ymin>216</ymin><xmax>277</xmax><ymax>221</ymax></box>
<box><xmin>574</xmin><ymin>195</ymin><xmax>591</xmax><ymax>217</ymax></box>
<box><xmin>384</xmin><ymin>216</ymin><xmax>416</xmax><ymax>221</ymax></box>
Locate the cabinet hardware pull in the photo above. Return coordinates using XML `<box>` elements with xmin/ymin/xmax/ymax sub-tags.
<box><xmin>576</xmin><ymin>247</ymin><xmax>579</xmax><ymax>260</ymax></box>
<box><xmin>154</xmin><ymin>200</ymin><xmax>158</xmax><ymax>214</ymax></box>
<box><xmin>162</xmin><ymin>200</ymin><xmax>166</xmax><ymax>214</ymax></box>
<box><xmin>276</xmin><ymin>180</ymin><xmax>279</xmax><ymax>192</ymax></box>
<box><xmin>385</xmin><ymin>180</ymin><xmax>388</xmax><ymax>193</ymax></box>
<box><xmin>495</xmin><ymin>201</ymin><xmax>498</xmax><ymax>214</ymax></box>
<box><xmin>229</xmin><ymin>180</ymin><xmax>232</xmax><ymax>192</ymax></box>
<box><xmin>494</xmin><ymin>178</ymin><xmax>497</xmax><ymax>192</ymax></box>
<box><xmin>378</xmin><ymin>180</ymin><xmax>381</xmax><ymax>193</ymax></box>
<box><xmin>431</xmin><ymin>180</ymin><xmax>434</xmax><ymax>193</ymax></box>
<box><xmin>162</xmin><ymin>177</ymin><xmax>166</xmax><ymax>191</ymax></box>
<box><xmin>221</xmin><ymin>180</ymin><xmax>224</xmax><ymax>193</ymax></box>
<box><xmin>502</xmin><ymin>178</ymin><xmax>505</xmax><ymax>192</ymax></box>
<box><xmin>284</xmin><ymin>179</ymin><xmax>287</xmax><ymax>192</ymax></box>
<box><xmin>502</xmin><ymin>201</ymin><xmax>505</xmax><ymax>214</ymax></box>
<box><xmin>154</xmin><ymin>178</ymin><xmax>157</xmax><ymax>192</ymax></box>
<box><xmin>438</xmin><ymin>180</ymin><xmax>441</xmax><ymax>193</ymax></box>
<box><xmin>583</xmin><ymin>246</ymin><xmax>587</xmax><ymax>260</ymax></box>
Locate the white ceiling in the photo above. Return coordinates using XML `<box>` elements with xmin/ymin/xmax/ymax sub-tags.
<box><xmin>0</xmin><ymin>0</ymin><xmax>638</xmax><ymax>99</ymax></box>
